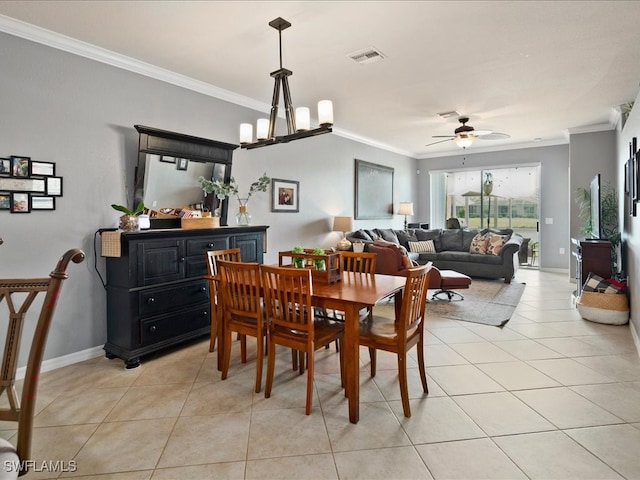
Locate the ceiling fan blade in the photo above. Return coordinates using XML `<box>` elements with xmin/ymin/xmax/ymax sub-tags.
<box><xmin>473</xmin><ymin>129</ymin><xmax>493</xmax><ymax>136</ymax></box>
<box><xmin>425</xmin><ymin>138</ymin><xmax>454</xmax><ymax>147</ymax></box>
<box><xmin>432</xmin><ymin>135</ymin><xmax>455</xmax><ymax>138</ymax></box>
<box><xmin>477</xmin><ymin>132</ymin><xmax>511</xmax><ymax>140</ymax></box>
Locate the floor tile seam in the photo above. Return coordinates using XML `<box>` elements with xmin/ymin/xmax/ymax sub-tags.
<box><xmin>566</xmin><ymin>384</ymin><xmax>636</xmax><ymax>423</ymax></box>
<box><xmin>560</xmin><ymin>426</ymin><xmax>633</xmax><ymax>479</ymax></box>
<box><xmin>522</xmin><ymin>357</ymin><xmax>620</xmax><ymax>384</ymax></box>
<box><xmin>509</xmin><ymin>388</ymin><xmax>628</xmax><ymax>430</ymax></box>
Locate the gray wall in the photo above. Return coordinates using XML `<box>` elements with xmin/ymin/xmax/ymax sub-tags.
<box><xmin>568</xmin><ymin>129</ymin><xmax>618</xmax><ymax>279</ymax></box>
<box><xmin>0</xmin><ymin>32</ymin><xmax>415</xmax><ymax>365</ymax></box>
<box><xmin>417</xmin><ymin>145</ymin><xmax>571</xmax><ymax>271</ymax></box>
<box><xmin>618</xmin><ymin>90</ymin><xmax>640</xmax><ymax>344</ymax></box>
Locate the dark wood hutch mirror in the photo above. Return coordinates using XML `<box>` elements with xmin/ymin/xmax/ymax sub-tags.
<box><xmin>133</xmin><ymin>125</ymin><xmax>238</xmax><ymax>228</ymax></box>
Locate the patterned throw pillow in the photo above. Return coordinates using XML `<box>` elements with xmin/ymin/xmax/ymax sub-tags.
<box><xmin>408</xmin><ymin>240</ymin><xmax>436</xmax><ymax>253</ymax></box>
<box><xmin>469</xmin><ymin>233</ymin><xmax>489</xmax><ymax>254</ymax></box>
<box><xmin>486</xmin><ymin>233</ymin><xmax>510</xmax><ymax>255</ymax></box>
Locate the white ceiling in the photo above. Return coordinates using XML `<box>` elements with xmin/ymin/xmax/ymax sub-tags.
<box><xmin>1</xmin><ymin>1</ymin><xmax>640</xmax><ymax>158</ymax></box>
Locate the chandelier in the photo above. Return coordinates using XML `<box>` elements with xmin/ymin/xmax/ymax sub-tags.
<box><xmin>239</xmin><ymin>17</ymin><xmax>333</xmax><ymax>150</ymax></box>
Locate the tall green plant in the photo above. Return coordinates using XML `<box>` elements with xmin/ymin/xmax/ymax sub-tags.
<box><xmin>575</xmin><ymin>181</ymin><xmax>620</xmax><ymax>271</ymax></box>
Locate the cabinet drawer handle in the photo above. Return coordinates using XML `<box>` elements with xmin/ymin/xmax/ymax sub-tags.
<box><xmin>149</xmin><ymin>325</ymin><xmax>157</xmax><ymax>333</ymax></box>
<box><xmin>180</xmin><ymin>257</ymin><xmax>185</xmax><ymax>263</ymax></box>
<box><xmin>207</xmin><ymin>243</ymin><xmax>215</xmax><ymax>249</ymax></box>
<box><xmin>200</xmin><ymin>287</ymin><xmax>206</xmax><ymax>293</ymax></box>
<box><xmin>201</xmin><ymin>310</ymin><xmax>208</xmax><ymax>317</ymax></box>
<box><xmin>146</xmin><ymin>297</ymin><xmax>155</xmax><ymax>304</ymax></box>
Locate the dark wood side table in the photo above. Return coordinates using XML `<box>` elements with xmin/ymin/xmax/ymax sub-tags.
<box><xmin>571</xmin><ymin>238</ymin><xmax>611</xmax><ymax>297</ymax></box>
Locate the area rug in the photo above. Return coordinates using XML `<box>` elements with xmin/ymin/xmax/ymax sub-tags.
<box><xmin>374</xmin><ymin>279</ymin><xmax>526</xmax><ymax>327</ymax></box>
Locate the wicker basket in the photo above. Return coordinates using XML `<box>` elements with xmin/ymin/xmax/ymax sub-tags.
<box><xmin>577</xmin><ymin>291</ymin><xmax>629</xmax><ymax>325</ymax></box>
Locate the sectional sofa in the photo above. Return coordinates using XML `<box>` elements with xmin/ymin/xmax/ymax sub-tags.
<box><xmin>347</xmin><ymin>227</ymin><xmax>523</xmax><ymax>283</ymax></box>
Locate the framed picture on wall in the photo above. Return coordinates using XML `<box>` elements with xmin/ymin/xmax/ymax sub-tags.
<box><xmin>271</xmin><ymin>178</ymin><xmax>299</xmax><ymax>212</ymax></box>
<box><xmin>10</xmin><ymin>156</ymin><xmax>30</xmax><ymax>178</ymax></box>
<box><xmin>29</xmin><ymin>161</ymin><xmax>56</xmax><ymax>176</ymax></box>
<box><xmin>0</xmin><ymin>158</ymin><xmax>10</xmax><ymax>176</ymax></box>
<box><xmin>176</xmin><ymin>158</ymin><xmax>189</xmax><ymax>171</ymax></box>
<box><xmin>10</xmin><ymin>192</ymin><xmax>30</xmax><ymax>213</ymax></box>
<box><xmin>354</xmin><ymin>159</ymin><xmax>394</xmax><ymax>220</ymax></box>
<box><xmin>0</xmin><ymin>193</ymin><xmax>10</xmax><ymax>210</ymax></box>
<box><xmin>31</xmin><ymin>196</ymin><xmax>56</xmax><ymax>210</ymax></box>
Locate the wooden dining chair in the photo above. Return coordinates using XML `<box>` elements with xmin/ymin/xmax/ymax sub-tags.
<box><xmin>359</xmin><ymin>262</ymin><xmax>432</xmax><ymax>418</ymax></box>
<box><xmin>217</xmin><ymin>259</ymin><xmax>266</xmax><ymax>393</ymax></box>
<box><xmin>0</xmin><ymin>248</ymin><xmax>84</xmax><ymax>477</ymax></box>
<box><xmin>205</xmin><ymin>248</ymin><xmax>241</xmax><ymax>353</ymax></box>
<box><xmin>260</xmin><ymin>265</ymin><xmax>344</xmax><ymax>415</ymax></box>
<box><xmin>318</xmin><ymin>250</ymin><xmax>377</xmax><ymax>351</ymax></box>
<box><xmin>340</xmin><ymin>250</ymin><xmax>377</xmax><ymax>274</ymax></box>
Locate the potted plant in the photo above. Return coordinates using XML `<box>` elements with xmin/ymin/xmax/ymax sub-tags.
<box><xmin>199</xmin><ymin>173</ymin><xmax>270</xmax><ymax>225</ymax></box>
<box><xmin>111</xmin><ymin>202</ymin><xmax>144</xmax><ymax>231</ymax></box>
<box><xmin>292</xmin><ymin>245</ymin><xmax>305</xmax><ymax>268</ymax></box>
<box><xmin>575</xmin><ymin>181</ymin><xmax>620</xmax><ymax>272</ymax></box>
<box><xmin>312</xmin><ymin>247</ymin><xmax>326</xmax><ymax>270</ymax></box>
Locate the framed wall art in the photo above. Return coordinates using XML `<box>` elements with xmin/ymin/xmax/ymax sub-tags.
<box><xmin>0</xmin><ymin>158</ymin><xmax>10</xmax><ymax>175</ymax></box>
<box><xmin>31</xmin><ymin>196</ymin><xmax>56</xmax><ymax>210</ymax></box>
<box><xmin>30</xmin><ymin>161</ymin><xmax>56</xmax><ymax>176</ymax></box>
<box><xmin>10</xmin><ymin>156</ymin><xmax>30</xmax><ymax>177</ymax></box>
<box><xmin>355</xmin><ymin>159</ymin><xmax>394</xmax><ymax>220</ymax></box>
<box><xmin>271</xmin><ymin>178</ymin><xmax>299</xmax><ymax>212</ymax></box>
<box><xmin>176</xmin><ymin>158</ymin><xmax>189</xmax><ymax>171</ymax></box>
<box><xmin>0</xmin><ymin>193</ymin><xmax>9</xmax><ymax>210</ymax></box>
<box><xmin>10</xmin><ymin>192</ymin><xmax>30</xmax><ymax>213</ymax></box>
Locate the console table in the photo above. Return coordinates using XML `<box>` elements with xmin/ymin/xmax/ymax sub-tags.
<box><xmin>104</xmin><ymin>226</ymin><xmax>268</xmax><ymax>368</ymax></box>
<box><xmin>571</xmin><ymin>238</ymin><xmax>611</xmax><ymax>297</ymax></box>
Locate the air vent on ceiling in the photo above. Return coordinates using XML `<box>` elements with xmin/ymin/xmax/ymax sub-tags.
<box><xmin>348</xmin><ymin>47</ymin><xmax>385</xmax><ymax>64</ymax></box>
<box><xmin>438</xmin><ymin>111</ymin><xmax>460</xmax><ymax>119</ymax></box>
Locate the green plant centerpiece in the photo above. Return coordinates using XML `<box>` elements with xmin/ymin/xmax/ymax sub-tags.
<box><xmin>111</xmin><ymin>202</ymin><xmax>144</xmax><ymax>231</ymax></box>
<box><xmin>312</xmin><ymin>247</ymin><xmax>326</xmax><ymax>270</ymax></box>
<box><xmin>199</xmin><ymin>173</ymin><xmax>270</xmax><ymax>225</ymax></box>
<box><xmin>292</xmin><ymin>245</ymin><xmax>305</xmax><ymax>268</ymax></box>
<box><xmin>575</xmin><ymin>181</ymin><xmax>620</xmax><ymax>272</ymax></box>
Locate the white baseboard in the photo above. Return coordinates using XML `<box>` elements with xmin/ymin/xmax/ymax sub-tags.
<box><xmin>16</xmin><ymin>345</ymin><xmax>104</xmax><ymax>380</ymax></box>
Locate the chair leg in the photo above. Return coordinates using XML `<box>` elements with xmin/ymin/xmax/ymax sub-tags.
<box><xmin>368</xmin><ymin>347</ymin><xmax>377</xmax><ymax>377</ymax></box>
<box><xmin>338</xmin><ymin>338</ymin><xmax>346</xmax><ymax>391</ymax></box>
<box><xmin>209</xmin><ymin>306</ymin><xmax>218</xmax><ymax>353</ymax></box>
<box><xmin>298</xmin><ymin>351</ymin><xmax>305</xmax><ymax>375</ymax></box>
<box><xmin>221</xmin><ymin>327</ymin><xmax>232</xmax><ymax>380</ymax></box>
<box><xmin>291</xmin><ymin>349</ymin><xmax>298</xmax><ymax>370</ymax></box>
<box><xmin>254</xmin><ymin>333</ymin><xmax>264</xmax><ymax>393</ymax></box>
<box><xmin>417</xmin><ymin>338</ymin><xmax>428</xmax><ymax>394</ymax></box>
<box><xmin>265</xmin><ymin>339</ymin><xmax>276</xmax><ymax>399</ymax></box>
<box><xmin>240</xmin><ymin>334</ymin><xmax>247</xmax><ymax>363</ymax></box>
<box><xmin>305</xmin><ymin>350</ymin><xmax>314</xmax><ymax>415</ymax></box>
<box><xmin>398</xmin><ymin>352</ymin><xmax>411</xmax><ymax>418</ymax></box>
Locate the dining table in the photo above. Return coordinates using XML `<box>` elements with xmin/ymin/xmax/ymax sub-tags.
<box><xmin>213</xmin><ymin>268</ymin><xmax>406</xmax><ymax>424</ymax></box>
<box><xmin>311</xmin><ymin>271</ymin><xmax>406</xmax><ymax>423</ymax></box>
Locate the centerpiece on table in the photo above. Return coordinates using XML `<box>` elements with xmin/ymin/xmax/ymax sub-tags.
<box><xmin>198</xmin><ymin>173</ymin><xmax>270</xmax><ymax>225</ymax></box>
<box><xmin>111</xmin><ymin>201</ymin><xmax>144</xmax><ymax>231</ymax></box>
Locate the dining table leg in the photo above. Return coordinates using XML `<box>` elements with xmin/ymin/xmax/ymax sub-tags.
<box><xmin>343</xmin><ymin>303</ymin><xmax>360</xmax><ymax>423</ymax></box>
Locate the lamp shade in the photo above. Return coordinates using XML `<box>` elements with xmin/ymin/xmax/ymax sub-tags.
<box><xmin>332</xmin><ymin>216</ymin><xmax>353</xmax><ymax>233</ymax></box>
<box><xmin>397</xmin><ymin>202</ymin><xmax>414</xmax><ymax>216</ymax></box>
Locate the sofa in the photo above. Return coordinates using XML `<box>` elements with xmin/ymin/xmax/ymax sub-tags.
<box><xmin>347</xmin><ymin>227</ymin><xmax>523</xmax><ymax>283</ymax></box>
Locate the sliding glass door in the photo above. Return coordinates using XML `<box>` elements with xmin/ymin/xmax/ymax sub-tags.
<box><xmin>435</xmin><ymin>165</ymin><xmax>540</xmax><ymax>267</ymax></box>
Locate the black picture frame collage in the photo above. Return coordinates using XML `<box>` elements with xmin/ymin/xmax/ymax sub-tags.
<box><xmin>0</xmin><ymin>155</ymin><xmax>62</xmax><ymax>213</ymax></box>
<box><xmin>625</xmin><ymin>138</ymin><xmax>640</xmax><ymax>217</ymax></box>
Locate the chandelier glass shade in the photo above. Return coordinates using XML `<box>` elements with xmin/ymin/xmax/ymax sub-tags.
<box><xmin>239</xmin><ymin>17</ymin><xmax>333</xmax><ymax>150</ymax></box>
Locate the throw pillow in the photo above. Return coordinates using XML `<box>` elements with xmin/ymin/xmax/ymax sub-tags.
<box><xmin>351</xmin><ymin>229</ymin><xmax>372</xmax><ymax>241</ymax></box>
<box><xmin>486</xmin><ymin>233</ymin><xmax>510</xmax><ymax>255</ymax></box>
<box><xmin>408</xmin><ymin>240</ymin><xmax>436</xmax><ymax>253</ymax></box>
<box><xmin>469</xmin><ymin>233</ymin><xmax>489</xmax><ymax>254</ymax></box>
<box><xmin>377</xmin><ymin>228</ymin><xmax>400</xmax><ymax>244</ymax></box>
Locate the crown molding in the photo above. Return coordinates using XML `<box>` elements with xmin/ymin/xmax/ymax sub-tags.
<box><xmin>416</xmin><ymin>138</ymin><xmax>569</xmax><ymax>160</ymax></box>
<box><xmin>566</xmin><ymin>122</ymin><xmax>615</xmax><ymax>135</ymax></box>
<box><xmin>0</xmin><ymin>15</ymin><xmax>414</xmax><ymax>158</ymax></box>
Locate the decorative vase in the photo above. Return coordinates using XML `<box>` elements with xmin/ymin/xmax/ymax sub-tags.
<box><xmin>119</xmin><ymin>215</ymin><xmax>139</xmax><ymax>232</ymax></box>
<box><xmin>214</xmin><ymin>194</ymin><xmax>226</xmax><ymax>218</ymax></box>
<box><xmin>235</xmin><ymin>198</ymin><xmax>251</xmax><ymax>226</ymax></box>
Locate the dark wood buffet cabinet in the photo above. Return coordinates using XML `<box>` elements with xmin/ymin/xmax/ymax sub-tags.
<box><xmin>571</xmin><ymin>238</ymin><xmax>611</xmax><ymax>297</ymax></box>
<box><xmin>105</xmin><ymin>226</ymin><xmax>268</xmax><ymax>368</ymax></box>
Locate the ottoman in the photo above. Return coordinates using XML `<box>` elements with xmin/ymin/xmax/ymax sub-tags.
<box><xmin>430</xmin><ymin>269</ymin><xmax>472</xmax><ymax>301</ymax></box>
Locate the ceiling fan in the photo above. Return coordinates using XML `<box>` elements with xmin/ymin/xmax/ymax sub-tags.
<box><xmin>426</xmin><ymin>117</ymin><xmax>510</xmax><ymax>149</ymax></box>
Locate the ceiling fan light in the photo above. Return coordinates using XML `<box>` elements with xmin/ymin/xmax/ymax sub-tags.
<box><xmin>454</xmin><ymin>134</ymin><xmax>475</xmax><ymax>149</ymax></box>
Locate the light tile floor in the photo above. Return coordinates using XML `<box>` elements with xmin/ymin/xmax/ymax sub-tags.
<box><xmin>3</xmin><ymin>268</ymin><xmax>640</xmax><ymax>479</ymax></box>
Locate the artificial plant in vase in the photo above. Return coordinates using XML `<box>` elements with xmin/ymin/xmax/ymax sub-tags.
<box><xmin>199</xmin><ymin>173</ymin><xmax>270</xmax><ymax>225</ymax></box>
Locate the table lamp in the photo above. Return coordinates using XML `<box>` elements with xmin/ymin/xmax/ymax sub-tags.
<box><xmin>398</xmin><ymin>202</ymin><xmax>414</xmax><ymax>231</ymax></box>
<box><xmin>333</xmin><ymin>216</ymin><xmax>353</xmax><ymax>251</ymax></box>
